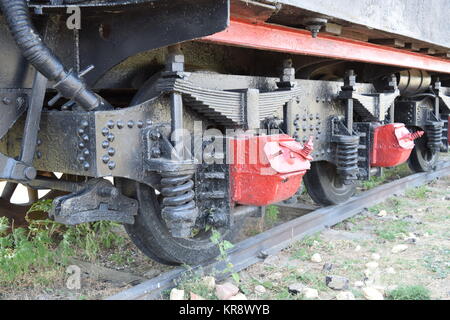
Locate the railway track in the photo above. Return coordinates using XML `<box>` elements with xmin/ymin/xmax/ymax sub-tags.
<box><xmin>106</xmin><ymin>161</ymin><xmax>450</xmax><ymax>300</ymax></box>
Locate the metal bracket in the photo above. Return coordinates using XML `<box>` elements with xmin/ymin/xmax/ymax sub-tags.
<box><xmin>50</xmin><ymin>178</ymin><xmax>138</xmax><ymax>225</ymax></box>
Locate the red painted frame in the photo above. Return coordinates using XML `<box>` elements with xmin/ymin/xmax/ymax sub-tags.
<box><xmin>202</xmin><ymin>18</ymin><xmax>450</xmax><ymax>74</ymax></box>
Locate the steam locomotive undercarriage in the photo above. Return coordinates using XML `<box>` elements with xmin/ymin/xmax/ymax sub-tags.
<box><xmin>0</xmin><ymin>0</ymin><xmax>449</xmax><ymax>265</ymax></box>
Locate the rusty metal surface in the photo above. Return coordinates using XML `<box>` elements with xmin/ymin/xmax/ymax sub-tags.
<box><xmin>106</xmin><ymin>160</ymin><xmax>450</xmax><ymax>300</ymax></box>
<box><xmin>203</xmin><ymin>19</ymin><xmax>450</xmax><ymax>74</ymax></box>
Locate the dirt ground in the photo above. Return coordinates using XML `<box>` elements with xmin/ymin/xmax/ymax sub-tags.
<box><xmin>1</xmin><ymin>155</ymin><xmax>449</xmax><ymax>300</ymax></box>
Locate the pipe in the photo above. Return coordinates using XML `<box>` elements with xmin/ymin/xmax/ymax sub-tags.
<box><xmin>0</xmin><ymin>0</ymin><xmax>110</xmax><ymax>111</ymax></box>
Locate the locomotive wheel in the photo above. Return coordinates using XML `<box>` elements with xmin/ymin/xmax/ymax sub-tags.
<box><xmin>0</xmin><ymin>173</ymin><xmax>71</xmax><ymax>227</ymax></box>
<box><xmin>121</xmin><ymin>180</ymin><xmax>236</xmax><ymax>266</ymax></box>
<box><xmin>304</xmin><ymin>161</ymin><xmax>356</xmax><ymax>206</ymax></box>
<box><xmin>408</xmin><ymin>132</ymin><xmax>440</xmax><ymax>173</ymax></box>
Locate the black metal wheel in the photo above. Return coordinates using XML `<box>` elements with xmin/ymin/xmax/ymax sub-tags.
<box><xmin>303</xmin><ymin>161</ymin><xmax>356</xmax><ymax>206</ymax></box>
<box><xmin>120</xmin><ymin>179</ymin><xmax>236</xmax><ymax>266</ymax></box>
<box><xmin>408</xmin><ymin>132</ymin><xmax>440</xmax><ymax>173</ymax></box>
<box><xmin>0</xmin><ymin>172</ymin><xmax>72</xmax><ymax>227</ymax></box>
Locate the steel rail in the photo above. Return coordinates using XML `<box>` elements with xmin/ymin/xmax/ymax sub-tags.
<box><xmin>201</xmin><ymin>18</ymin><xmax>450</xmax><ymax>75</ymax></box>
<box><xmin>107</xmin><ymin>161</ymin><xmax>450</xmax><ymax>300</ymax></box>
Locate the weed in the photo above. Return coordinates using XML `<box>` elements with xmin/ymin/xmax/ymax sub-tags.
<box><xmin>405</xmin><ymin>186</ymin><xmax>430</xmax><ymax>200</ymax></box>
<box><xmin>375</xmin><ymin>220</ymin><xmax>410</xmax><ymax>240</ymax></box>
<box><xmin>387</xmin><ymin>285</ymin><xmax>431</xmax><ymax>300</ymax></box>
<box><xmin>265</xmin><ymin>205</ymin><xmax>279</xmax><ymax>227</ymax></box>
<box><xmin>210</xmin><ymin>229</ymin><xmax>240</xmax><ymax>283</ymax></box>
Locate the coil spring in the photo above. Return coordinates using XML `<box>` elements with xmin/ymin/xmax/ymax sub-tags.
<box><xmin>160</xmin><ymin>172</ymin><xmax>198</xmax><ymax>237</ymax></box>
<box><xmin>335</xmin><ymin>136</ymin><xmax>359</xmax><ymax>182</ymax></box>
<box><xmin>425</xmin><ymin>123</ymin><xmax>442</xmax><ymax>152</ymax></box>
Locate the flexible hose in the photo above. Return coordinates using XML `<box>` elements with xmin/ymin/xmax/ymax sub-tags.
<box><xmin>0</xmin><ymin>0</ymin><xmax>110</xmax><ymax>111</ymax></box>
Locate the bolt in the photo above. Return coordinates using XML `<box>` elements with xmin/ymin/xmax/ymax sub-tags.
<box><xmin>102</xmin><ymin>141</ymin><xmax>110</xmax><ymax>149</ymax></box>
<box><xmin>137</xmin><ymin>120</ymin><xmax>144</xmax><ymax>128</ymax></box>
<box><xmin>83</xmin><ymin>162</ymin><xmax>90</xmax><ymax>171</ymax></box>
<box><xmin>37</xmin><ymin>139</ymin><xmax>42</xmax><ymax>146</ymax></box>
<box><xmin>146</xmin><ymin>119</ymin><xmax>153</xmax><ymax>126</ymax></box>
<box><xmin>83</xmin><ymin>149</ymin><xmax>90</xmax><ymax>156</ymax></box>
<box><xmin>78</xmin><ymin>156</ymin><xmax>86</xmax><ymax>163</ymax></box>
<box><xmin>107</xmin><ymin>133</ymin><xmax>115</xmax><ymax>142</ymax></box>
<box><xmin>150</xmin><ymin>130</ymin><xmax>161</xmax><ymax>141</ymax></box>
<box><xmin>24</xmin><ymin>167</ymin><xmax>37</xmax><ymax>180</ymax></box>
<box><xmin>151</xmin><ymin>147</ymin><xmax>161</xmax><ymax>158</ymax></box>
<box><xmin>2</xmin><ymin>97</ymin><xmax>11</xmax><ymax>105</ymax></box>
<box><xmin>102</xmin><ymin>155</ymin><xmax>110</xmax><ymax>163</ymax></box>
<box><xmin>117</xmin><ymin>121</ymin><xmax>124</xmax><ymax>129</ymax></box>
<box><xmin>80</xmin><ymin>120</ymin><xmax>89</xmax><ymax>128</ymax></box>
<box><xmin>127</xmin><ymin>120</ymin><xmax>134</xmax><ymax>128</ymax></box>
<box><xmin>108</xmin><ymin>147</ymin><xmax>115</xmax><ymax>156</ymax></box>
<box><xmin>82</xmin><ymin>134</ymin><xmax>89</xmax><ymax>142</ymax></box>
<box><xmin>78</xmin><ymin>142</ymin><xmax>85</xmax><ymax>149</ymax></box>
<box><xmin>78</xmin><ymin>128</ymin><xmax>85</xmax><ymax>135</ymax></box>
<box><xmin>102</xmin><ymin>127</ymin><xmax>109</xmax><ymax>136</ymax></box>
<box><xmin>108</xmin><ymin>161</ymin><xmax>116</xmax><ymax>170</ymax></box>
<box><xmin>36</xmin><ymin>151</ymin><xmax>42</xmax><ymax>159</ymax></box>
<box><xmin>107</xmin><ymin>120</ymin><xmax>115</xmax><ymax>129</ymax></box>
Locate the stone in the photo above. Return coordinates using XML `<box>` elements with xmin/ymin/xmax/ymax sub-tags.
<box><xmin>364</xmin><ymin>269</ymin><xmax>372</xmax><ymax>277</ymax></box>
<box><xmin>322</xmin><ymin>263</ymin><xmax>334</xmax><ymax>272</ymax></box>
<box><xmin>215</xmin><ymin>283</ymin><xmax>239</xmax><ymax>300</ymax></box>
<box><xmin>362</xmin><ymin>287</ymin><xmax>384</xmax><ymax>300</ymax></box>
<box><xmin>303</xmin><ymin>288</ymin><xmax>319</xmax><ymax>299</ymax></box>
<box><xmin>288</xmin><ymin>283</ymin><xmax>305</xmax><ymax>294</ymax></box>
<box><xmin>325</xmin><ymin>275</ymin><xmax>349</xmax><ymax>290</ymax></box>
<box><xmin>391</xmin><ymin>244</ymin><xmax>408</xmax><ymax>253</ymax></box>
<box><xmin>385</xmin><ymin>267</ymin><xmax>396</xmax><ymax>274</ymax></box>
<box><xmin>202</xmin><ymin>276</ymin><xmax>216</xmax><ymax>290</ymax></box>
<box><xmin>354</xmin><ymin>245</ymin><xmax>362</xmax><ymax>252</ymax></box>
<box><xmin>311</xmin><ymin>253</ymin><xmax>322</xmax><ymax>263</ymax></box>
<box><xmin>354</xmin><ymin>281</ymin><xmax>364</xmax><ymax>288</ymax></box>
<box><xmin>377</xmin><ymin>210</ymin><xmax>387</xmax><ymax>217</ymax></box>
<box><xmin>269</xmin><ymin>272</ymin><xmax>283</xmax><ymax>280</ymax></box>
<box><xmin>228</xmin><ymin>293</ymin><xmax>247</xmax><ymax>300</ymax></box>
<box><xmin>444</xmin><ymin>195</ymin><xmax>450</xmax><ymax>201</ymax></box>
<box><xmin>371</xmin><ymin>253</ymin><xmax>381</xmax><ymax>261</ymax></box>
<box><xmin>190</xmin><ymin>292</ymin><xmax>206</xmax><ymax>300</ymax></box>
<box><xmin>373</xmin><ymin>285</ymin><xmax>386</xmax><ymax>295</ymax></box>
<box><xmin>255</xmin><ymin>285</ymin><xmax>266</xmax><ymax>294</ymax></box>
<box><xmin>170</xmin><ymin>288</ymin><xmax>185</xmax><ymax>300</ymax></box>
<box><xmin>336</xmin><ymin>291</ymin><xmax>355</xmax><ymax>300</ymax></box>
<box><xmin>366</xmin><ymin>261</ymin><xmax>379</xmax><ymax>269</ymax></box>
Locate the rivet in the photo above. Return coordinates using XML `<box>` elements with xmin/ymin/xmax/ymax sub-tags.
<box><xmin>102</xmin><ymin>127</ymin><xmax>109</xmax><ymax>136</ymax></box>
<box><xmin>108</xmin><ymin>147</ymin><xmax>115</xmax><ymax>156</ymax></box>
<box><xmin>2</xmin><ymin>97</ymin><xmax>11</xmax><ymax>105</ymax></box>
<box><xmin>127</xmin><ymin>120</ymin><xmax>134</xmax><ymax>128</ymax></box>
<box><xmin>78</xmin><ymin>156</ymin><xmax>86</xmax><ymax>163</ymax></box>
<box><xmin>37</xmin><ymin>139</ymin><xmax>42</xmax><ymax>146</ymax></box>
<box><xmin>78</xmin><ymin>142</ymin><xmax>85</xmax><ymax>149</ymax></box>
<box><xmin>78</xmin><ymin>128</ymin><xmax>85</xmax><ymax>135</ymax></box>
<box><xmin>102</xmin><ymin>141</ymin><xmax>109</xmax><ymax>149</ymax></box>
<box><xmin>83</xmin><ymin>162</ymin><xmax>90</xmax><ymax>170</ymax></box>
<box><xmin>108</xmin><ymin>161</ymin><xmax>116</xmax><ymax>170</ymax></box>
<box><xmin>82</xmin><ymin>134</ymin><xmax>89</xmax><ymax>142</ymax></box>
<box><xmin>137</xmin><ymin>120</ymin><xmax>144</xmax><ymax>128</ymax></box>
<box><xmin>146</xmin><ymin>119</ymin><xmax>153</xmax><ymax>126</ymax></box>
<box><xmin>107</xmin><ymin>133</ymin><xmax>115</xmax><ymax>142</ymax></box>
<box><xmin>117</xmin><ymin>121</ymin><xmax>124</xmax><ymax>129</ymax></box>
<box><xmin>81</xmin><ymin>120</ymin><xmax>89</xmax><ymax>128</ymax></box>
<box><xmin>102</xmin><ymin>155</ymin><xmax>110</xmax><ymax>163</ymax></box>
<box><xmin>107</xmin><ymin>120</ymin><xmax>115</xmax><ymax>129</ymax></box>
<box><xmin>36</xmin><ymin>151</ymin><xmax>42</xmax><ymax>159</ymax></box>
<box><xmin>83</xmin><ymin>149</ymin><xmax>90</xmax><ymax>156</ymax></box>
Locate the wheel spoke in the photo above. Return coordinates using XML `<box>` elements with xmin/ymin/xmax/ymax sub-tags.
<box><xmin>27</xmin><ymin>188</ymin><xmax>39</xmax><ymax>203</ymax></box>
<box><xmin>1</xmin><ymin>182</ymin><xmax>18</xmax><ymax>201</ymax></box>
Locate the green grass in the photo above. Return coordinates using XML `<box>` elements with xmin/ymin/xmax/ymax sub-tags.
<box><xmin>405</xmin><ymin>185</ymin><xmax>431</xmax><ymax>200</ymax></box>
<box><xmin>0</xmin><ymin>200</ymin><xmax>127</xmax><ymax>287</ymax></box>
<box><xmin>375</xmin><ymin>220</ymin><xmax>410</xmax><ymax>240</ymax></box>
<box><xmin>387</xmin><ymin>285</ymin><xmax>431</xmax><ymax>300</ymax></box>
<box><xmin>265</xmin><ymin>205</ymin><xmax>280</xmax><ymax>227</ymax></box>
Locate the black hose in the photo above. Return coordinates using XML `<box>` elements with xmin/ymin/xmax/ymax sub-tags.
<box><xmin>0</xmin><ymin>0</ymin><xmax>110</xmax><ymax>111</ymax></box>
